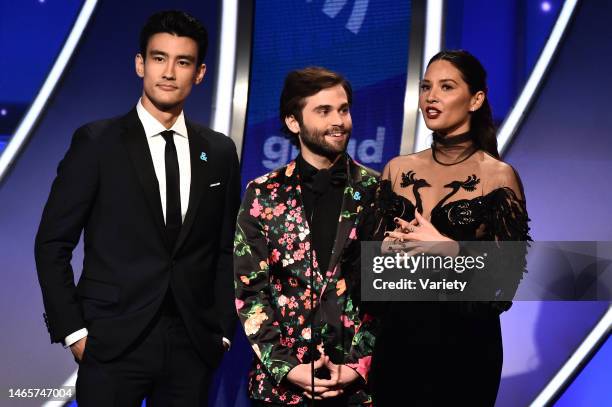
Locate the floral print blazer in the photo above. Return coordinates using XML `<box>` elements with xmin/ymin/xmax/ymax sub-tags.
<box><xmin>234</xmin><ymin>158</ymin><xmax>379</xmax><ymax>405</ymax></box>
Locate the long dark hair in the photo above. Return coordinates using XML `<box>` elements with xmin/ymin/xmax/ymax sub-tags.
<box><xmin>428</xmin><ymin>50</ymin><xmax>499</xmax><ymax>158</ymax></box>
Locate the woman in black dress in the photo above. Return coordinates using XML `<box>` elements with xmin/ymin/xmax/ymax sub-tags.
<box><xmin>369</xmin><ymin>50</ymin><xmax>530</xmax><ymax>406</ymax></box>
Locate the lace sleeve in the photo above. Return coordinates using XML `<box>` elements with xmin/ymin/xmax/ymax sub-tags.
<box><xmin>485</xmin><ymin>187</ymin><xmax>531</xmax><ymax>242</ymax></box>
<box><xmin>480</xmin><ymin>187</ymin><xmax>531</xmax><ymax>312</ymax></box>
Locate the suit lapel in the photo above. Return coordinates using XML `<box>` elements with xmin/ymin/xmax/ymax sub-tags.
<box><xmin>281</xmin><ymin>161</ymin><xmax>325</xmax><ymax>284</ymax></box>
<box><xmin>281</xmin><ymin>158</ymin><xmax>375</xmax><ymax>288</ymax></box>
<box><xmin>285</xmin><ymin>157</ymin><xmax>368</xmax><ymax>284</ymax></box>
<box><xmin>120</xmin><ymin>110</ymin><xmax>168</xmax><ymax>248</ymax></box>
<box><xmin>172</xmin><ymin>122</ymin><xmax>212</xmax><ymax>254</ymax></box>
<box><xmin>327</xmin><ymin>157</ymin><xmax>364</xmax><ymax>274</ymax></box>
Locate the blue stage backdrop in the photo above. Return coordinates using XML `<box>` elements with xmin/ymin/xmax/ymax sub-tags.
<box><xmin>0</xmin><ymin>0</ymin><xmax>83</xmax><ymax>151</ymax></box>
<box><xmin>239</xmin><ymin>0</ymin><xmax>411</xmax><ymax>187</ymax></box>
<box><xmin>444</xmin><ymin>0</ymin><xmax>561</xmax><ymax>124</ymax></box>
<box><xmin>555</xmin><ymin>336</ymin><xmax>612</xmax><ymax>406</ymax></box>
<box><xmin>1</xmin><ymin>1</ymin><xmax>610</xmax><ymax>406</ymax></box>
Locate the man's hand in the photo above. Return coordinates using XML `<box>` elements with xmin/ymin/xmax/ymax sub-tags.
<box><xmin>315</xmin><ymin>356</ymin><xmax>360</xmax><ymax>398</ymax></box>
<box><xmin>288</xmin><ymin>356</ymin><xmax>362</xmax><ymax>400</ymax></box>
<box><xmin>70</xmin><ymin>336</ymin><xmax>87</xmax><ymax>363</ymax></box>
<box><xmin>286</xmin><ymin>358</ymin><xmax>337</xmax><ymax>400</ymax></box>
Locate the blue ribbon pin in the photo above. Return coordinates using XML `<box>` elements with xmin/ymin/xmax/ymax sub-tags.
<box><xmin>200</xmin><ymin>152</ymin><xmax>208</xmax><ymax>162</ymax></box>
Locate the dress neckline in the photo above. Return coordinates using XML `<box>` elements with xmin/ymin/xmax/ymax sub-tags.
<box><xmin>431</xmin><ymin>131</ymin><xmax>477</xmax><ymax>166</ymax></box>
<box><xmin>383</xmin><ymin>178</ymin><xmax>519</xmax><ymax>216</ymax></box>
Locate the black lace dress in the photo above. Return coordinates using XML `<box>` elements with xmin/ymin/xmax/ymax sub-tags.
<box><xmin>369</xmin><ymin>140</ymin><xmax>530</xmax><ymax>407</ymax></box>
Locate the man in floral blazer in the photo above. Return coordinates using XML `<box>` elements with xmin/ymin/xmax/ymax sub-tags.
<box><xmin>234</xmin><ymin>67</ymin><xmax>379</xmax><ymax>406</ymax></box>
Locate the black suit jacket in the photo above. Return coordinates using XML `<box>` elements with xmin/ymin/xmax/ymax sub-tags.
<box><xmin>35</xmin><ymin>109</ymin><xmax>240</xmax><ymax>367</ymax></box>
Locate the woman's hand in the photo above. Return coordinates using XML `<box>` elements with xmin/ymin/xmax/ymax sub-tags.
<box><xmin>384</xmin><ymin>210</ymin><xmax>459</xmax><ymax>257</ymax></box>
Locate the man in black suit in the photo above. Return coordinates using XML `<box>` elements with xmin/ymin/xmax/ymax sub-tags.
<box><xmin>34</xmin><ymin>10</ymin><xmax>239</xmax><ymax>406</ymax></box>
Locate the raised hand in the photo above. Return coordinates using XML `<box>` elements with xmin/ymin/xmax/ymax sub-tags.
<box><xmin>384</xmin><ymin>210</ymin><xmax>459</xmax><ymax>256</ymax></box>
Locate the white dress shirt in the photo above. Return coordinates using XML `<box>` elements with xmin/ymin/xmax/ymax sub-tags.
<box><xmin>65</xmin><ymin>100</ymin><xmax>230</xmax><ymax>350</ymax></box>
<box><xmin>137</xmin><ymin>99</ymin><xmax>191</xmax><ymax>222</ymax></box>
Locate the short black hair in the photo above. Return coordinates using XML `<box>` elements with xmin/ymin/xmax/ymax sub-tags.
<box><xmin>139</xmin><ymin>10</ymin><xmax>208</xmax><ymax>65</ymax></box>
<box><xmin>279</xmin><ymin>67</ymin><xmax>352</xmax><ymax>146</ymax></box>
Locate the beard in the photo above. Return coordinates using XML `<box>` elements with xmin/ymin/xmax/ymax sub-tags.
<box><xmin>298</xmin><ymin>123</ymin><xmax>351</xmax><ymax>161</ymax></box>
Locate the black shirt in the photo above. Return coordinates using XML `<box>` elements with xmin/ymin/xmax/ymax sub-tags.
<box><xmin>296</xmin><ymin>154</ymin><xmax>347</xmax><ymax>273</ymax></box>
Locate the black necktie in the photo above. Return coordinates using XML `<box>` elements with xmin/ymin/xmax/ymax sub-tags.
<box><xmin>161</xmin><ymin>130</ymin><xmax>181</xmax><ymax>249</ymax></box>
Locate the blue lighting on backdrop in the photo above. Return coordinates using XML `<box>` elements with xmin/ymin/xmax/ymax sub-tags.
<box><xmin>555</xmin><ymin>336</ymin><xmax>612</xmax><ymax>406</ymax></box>
<box><xmin>444</xmin><ymin>0</ymin><xmax>561</xmax><ymax>124</ymax></box>
<box><xmin>239</xmin><ymin>0</ymin><xmax>411</xmax><ymax>187</ymax></box>
<box><xmin>1</xmin><ymin>0</ymin><xmax>609</xmax><ymax>405</ymax></box>
<box><xmin>0</xmin><ymin>0</ymin><xmax>83</xmax><ymax>149</ymax></box>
